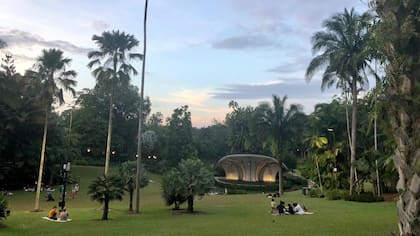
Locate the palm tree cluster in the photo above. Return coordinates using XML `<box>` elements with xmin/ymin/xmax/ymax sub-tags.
<box><xmin>306</xmin><ymin>8</ymin><xmax>373</xmax><ymax>195</ymax></box>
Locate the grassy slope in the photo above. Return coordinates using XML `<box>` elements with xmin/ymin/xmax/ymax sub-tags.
<box><xmin>1</xmin><ymin>166</ymin><xmax>398</xmax><ymax>236</ymax></box>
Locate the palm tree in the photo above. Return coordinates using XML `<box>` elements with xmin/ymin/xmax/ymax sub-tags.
<box><xmin>306</xmin><ymin>8</ymin><xmax>372</xmax><ymax>195</ymax></box>
<box><xmin>259</xmin><ymin>95</ymin><xmax>302</xmax><ymax>195</ymax></box>
<box><xmin>135</xmin><ymin>0</ymin><xmax>149</xmax><ymax>214</ymax></box>
<box><xmin>26</xmin><ymin>49</ymin><xmax>77</xmax><ymax>211</ymax></box>
<box><xmin>118</xmin><ymin>161</ymin><xmax>148</xmax><ymax>213</ymax></box>
<box><xmin>373</xmin><ymin>1</ymin><xmax>419</xmax><ymax>234</ymax></box>
<box><xmin>88</xmin><ymin>174</ymin><xmax>125</xmax><ymax>220</ymax></box>
<box><xmin>87</xmin><ymin>30</ymin><xmax>142</xmax><ymax>175</ymax></box>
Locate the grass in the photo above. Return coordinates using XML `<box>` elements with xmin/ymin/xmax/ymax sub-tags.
<box><xmin>1</xmin><ymin>165</ymin><xmax>399</xmax><ymax>236</ymax></box>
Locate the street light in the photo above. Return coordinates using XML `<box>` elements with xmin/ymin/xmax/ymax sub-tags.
<box><xmin>59</xmin><ymin>162</ymin><xmax>71</xmax><ymax>210</ymax></box>
<box><xmin>333</xmin><ymin>167</ymin><xmax>338</xmax><ymax>189</ymax></box>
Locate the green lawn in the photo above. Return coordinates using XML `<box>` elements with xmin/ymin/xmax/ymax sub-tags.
<box><xmin>1</xmin><ymin>166</ymin><xmax>399</xmax><ymax>236</ymax></box>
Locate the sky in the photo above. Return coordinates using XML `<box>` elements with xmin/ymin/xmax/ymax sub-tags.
<box><xmin>0</xmin><ymin>0</ymin><xmax>370</xmax><ymax>127</ymax></box>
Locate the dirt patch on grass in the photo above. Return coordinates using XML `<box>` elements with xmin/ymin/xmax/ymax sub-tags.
<box><xmin>383</xmin><ymin>193</ymin><xmax>398</xmax><ymax>202</ymax></box>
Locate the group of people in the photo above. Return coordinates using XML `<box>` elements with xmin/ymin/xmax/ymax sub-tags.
<box><xmin>271</xmin><ymin>199</ymin><xmax>311</xmax><ymax>215</ymax></box>
<box><xmin>47</xmin><ymin>206</ymin><xmax>69</xmax><ymax>221</ymax></box>
<box><xmin>45</xmin><ymin>183</ymin><xmax>79</xmax><ymax>202</ymax></box>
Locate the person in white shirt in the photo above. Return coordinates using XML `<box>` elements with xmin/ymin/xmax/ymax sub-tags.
<box><xmin>293</xmin><ymin>203</ymin><xmax>305</xmax><ymax>214</ymax></box>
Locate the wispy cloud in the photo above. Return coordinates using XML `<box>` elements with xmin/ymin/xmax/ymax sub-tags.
<box><xmin>92</xmin><ymin>20</ymin><xmax>110</xmax><ymax>31</ymax></box>
<box><xmin>266</xmin><ymin>58</ymin><xmax>310</xmax><ymax>74</ymax></box>
<box><xmin>156</xmin><ymin>89</ymin><xmax>211</xmax><ymax>107</ymax></box>
<box><xmin>212</xmin><ymin>34</ymin><xmax>277</xmax><ymax>50</ymax></box>
<box><xmin>211</xmin><ymin>79</ymin><xmax>336</xmax><ymax>100</ymax></box>
<box><xmin>0</xmin><ymin>28</ymin><xmax>93</xmax><ymax>55</ymax></box>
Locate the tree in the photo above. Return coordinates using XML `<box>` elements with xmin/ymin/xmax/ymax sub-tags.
<box><xmin>257</xmin><ymin>95</ymin><xmax>302</xmax><ymax>195</ymax></box>
<box><xmin>372</xmin><ymin>1</ymin><xmax>420</xmax><ymax>234</ymax></box>
<box><xmin>88</xmin><ymin>174</ymin><xmax>125</xmax><ymax>220</ymax></box>
<box><xmin>135</xmin><ymin>0</ymin><xmax>149</xmax><ymax>214</ymax></box>
<box><xmin>165</xmin><ymin>105</ymin><xmax>195</xmax><ymax>167</ymax></box>
<box><xmin>161</xmin><ymin>158</ymin><xmax>214</xmax><ymax>213</ymax></box>
<box><xmin>118</xmin><ymin>161</ymin><xmax>148</xmax><ymax>213</ymax></box>
<box><xmin>225</xmin><ymin>101</ymin><xmax>254</xmax><ymax>153</ymax></box>
<box><xmin>306</xmin><ymin>8</ymin><xmax>372</xmax><ymax>195</ymax></box>
<box><xmin>161</xmin><ymin>169</ymin><xmax>187</xmax><ymax>210</ymax></box>
<box><xmin>87</xmin><ymin>30</ymin><xmax>142</xmax><ymax>175</ymax></box>
<box><xmin>26</xmin><ymin>49</ymin><xmax>77</xmax><ymax>211</ymax></box>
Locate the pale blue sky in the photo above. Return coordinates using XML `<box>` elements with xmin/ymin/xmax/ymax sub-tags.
<box><xmin>0</xmin><ymin>0</ymin><xmax>370</xmax><ymax>126</ymax></box>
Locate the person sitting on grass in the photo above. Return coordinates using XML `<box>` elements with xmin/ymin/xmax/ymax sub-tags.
<box><xmin>287</xmin><ymin>203</ymin><xmax>295</xmax><ymax>215</ymax></box>
<box><xmin>293</xmin><ymin>202</ymin><xmax>313</xmax><ymax>215</ymax></box>
<box><xmin>59</xmin><ymin>208</ymin><xmax>69</xmax><ymax>221</ymax></box>
<box><xmin>48</xmin><ymin>206</ymin><xmax>58</xmax><ymax>220</ymax></box>
<box><xmin>276</xmin><ymin>201</ymin><xmax>288</xmax><ymax>215</ymax></box>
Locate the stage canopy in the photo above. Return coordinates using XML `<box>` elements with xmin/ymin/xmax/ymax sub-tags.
<box><xmin>216</xmin><ymin>154</ymin><xmax>287</xmax><ymax>183</ymax></box>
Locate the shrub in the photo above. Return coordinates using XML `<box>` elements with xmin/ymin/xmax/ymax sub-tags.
<box><xmin>326</xmin><ymin>189</ymin><xmax>345</xmax><ymax>200</ymax></box>
<box><xmin>309</xmin><ymin>188</ymin><xmax>322</xmax><ymax>198</ymax></box>
<box><xmin>227</xmin><ymin>189</ymin><xmax>248</xmax><ymax>194</ymax></box>
<box><xmin>0</xmin><ymin>194</ymin><xmax>9</xmax><ymax>220</ymax></box>
<box><xmin>344</xmin><ymin>192</ymin><xmax>384</xmax><ymax>202</ymax></box>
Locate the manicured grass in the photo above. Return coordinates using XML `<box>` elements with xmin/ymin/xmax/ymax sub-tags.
<box><xmin>1</xmin><ymin>166</ymin><xmax>398</xmax><ymax>236</ymax></box>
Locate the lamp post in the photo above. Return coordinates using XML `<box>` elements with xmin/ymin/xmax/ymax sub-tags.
<box><xmin>333</xmin><ymin>167</ymin><xmax>338</xmax><ymax>189</ymax></box>
<box><xmin>60</xmin><ymin>162</ymin><xmax>71</xmax><ymax>210</ymax></box>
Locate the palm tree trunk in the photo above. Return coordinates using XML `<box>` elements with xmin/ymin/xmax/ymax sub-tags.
<box><xmin>104</xmin><ymin>94</ymin><xmax>113</xmax><ymax>175</ymax></box>
<box><xmin>315</xmin><ymin>155</ymin><xmax>323</xmax><ymax>193</ymax></box>
<box><xmin>34</xmin><ymin>107</ymin><xmax>49</xmax><ymax>211</ymax></box>
<box><xmin>128</xmin><ymin>189</ymin><xmax>133</xmax><ymax>213</ymax></box>
<box><xmin>349</xmin><ymin>78</ymin><xmax>357</xmax><ymax>195</ymax></box>
<box><xmin>135</xmin><ymin>0</ymin><xmax>148</xmax><ymax>214</ymax></box>
<box><xmin>278</xmin><ymin>162</ymin><xmax>283</xmax><ymax>195</ymax></box>
<box><xmin>102</xmin><ymin>198</ymin><xmax>109</xmax><ymax>220</ymax></box>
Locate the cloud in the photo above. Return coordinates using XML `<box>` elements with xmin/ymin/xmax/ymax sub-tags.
<box><xmin>212</xmin><ymin>34</ymin><xmax>277</xmax><ymax>50</ymax></box>
<box><xmin>266</xmin><ymin>58</ymin><xmax>310</xmax><ymax>74</ymax></box>
<box><xmin>211</xmin><ymin>79</ymin><xmax>337</xmax><ymax>100</ymax></box>
<box><xmin>156</xmin><ymin>89</ymin><xmax>211</xmax><ymax>107</ymax></box>
<box><xmin>0</xmin><ymin>28</ymin><xmax>92</xmax><ymax>55</ymax></box>
<box><xmin>92</xmin><ymin>20</ymin><xmax>110</xmax><ymax>31</ymax></box>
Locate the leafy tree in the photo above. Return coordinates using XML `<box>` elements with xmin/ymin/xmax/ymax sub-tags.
<box><xmin>193</xmin><ymin>123</ymin><xmax>229</xmax><ymax>165</ymax></box>
<box><xmin>372</xmin><ymin>1</ymin><xmax>420</xmax><ymax>234</ymax></box>
<box><xmin>25</xmin><ymin>48</ymin><xmax>77</xmax><ymax>211</ymax></box>
<box><xmin>165</xmin><ymin>105</ymin><xmax>195</xmax><ymax>167</ymax></box>
<box><xmin>87</xmin><ymin>30</ymin><xmax>142</xmax><ymax>175</ymax></box>
<box><xmin>88</xmin><ymin>174</ymin><xmax>125</xmax><ymax>220</ymax></box>
<box><xmin>306</xmin><ymin>8</ymin><xmax>373</xmax><ymax>195</ymax></box>
<box><xmin>161</xmin><ymin>158</ymin><xmax>214</xmax><ymax>213</ymax></box>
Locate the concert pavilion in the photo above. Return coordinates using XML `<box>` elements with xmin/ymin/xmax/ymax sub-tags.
<box><xmin>216</xmin><ymin>154</ymin><xmax>287</xmax><ymax>183</ymax></box>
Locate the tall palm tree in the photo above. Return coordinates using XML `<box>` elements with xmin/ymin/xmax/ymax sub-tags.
<box><xmin>135</xmin><ymin>0</ymin><xmax>149</xmax><ymax>214</ymax></box>
<box><xmin>88</xmin><ymin>30</ymin><xmax>142</xmax><ymax>175</ymax></box>
<box><xmin>26</xmin><ymin>48</ymin><xmax>77</xmax><ymax>211</ymax></box>
<box><xmin>259</xmin><ymin>95</ymin><xmax>302</xmax><ymax>195</ymax></box>
<box><xmin>306</xmin><ymin>8</ymin><xmax>372</xmax><ymax>195</ymax></box>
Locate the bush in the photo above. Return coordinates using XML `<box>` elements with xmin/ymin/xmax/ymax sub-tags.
<box><xmin>227</xmin><ymin>189</ymin><xmax>248</xmax><ymax>195</ymax></box>
<box><xmin>326</xmin><ymin>189</ymin><xmax>345</xmax><ymax>200</ymax></box>
<box><xmin>0</xmin><ymin>194</ymin><xmax>9</xmax><ymax>220</ymax></box>
<box><xmin>344</xmin><ymin>192</ymin><xmax>384</xmax><ymax>202</ymax></box>
<box><xmin>309</xmin><ymin>188</ymin><xmax>323</xmax><ymax>198</ymax></box>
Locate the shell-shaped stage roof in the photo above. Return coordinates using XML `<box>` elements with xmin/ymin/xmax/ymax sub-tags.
<box><xmin>216</xmin><ymin>154</ymin><xmax>286</xmax><ymax>183</ymax></box>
